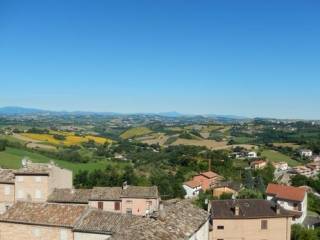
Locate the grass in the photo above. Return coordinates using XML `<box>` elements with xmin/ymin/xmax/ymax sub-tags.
<box><xmin>20</xmin><ymin>132</ymin><xmax>111</xmax><ymax>146</ymax></box>
<box><xmin>232</xmin><ymin>136</ymin><xmax>256</xmax><ymax>144</ymax></box>
<box><xmin>0</xmin><ymin>147</ymin><xmax>119</xmax><ymax>173</ymax></box>
<box><xmin>261</xmin><ymin>149</ymin><xmax>300</xmax><ymax>167</ymax></box>
<box><xmin>120</xmin><ymin>127</ymin><xmax>152</xmax><ymax>139</ymax></box>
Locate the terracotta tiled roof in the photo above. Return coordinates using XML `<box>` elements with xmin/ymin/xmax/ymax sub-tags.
<box><xmin>200</xmin><ymin>171</ymin><xmax>220</xmax><ymax>179</ymax></box>
<box><xmin>90</xmin><ymin>187</ymin><xmax>122</xmax><ymax>201</ymax></box>
<box><xmin>211</xmin><ymin>199</ymin><xmax>295</xmax><ymax>219</ymax></box>
<box><xmin>49</xmin><ymin>186</ymin><xmax>159</xmax><ymax>203</ymax></box>
<box><xmin>0</xmin><ymin>202</ymin><xmax>87</xmax><ymax>228</ymax></box>
<box><xmin>74</xmin><ymin>209</ymin><xmax>146</xmax><ymax>234</ymax></box>
<box><xmin>213</xmin><ymin>181</ymin><xmax>242</xmax><ymax>191</ymax></box>
<box><xmin>48</xmin><ymin>188</ymin><xmax>92</xmax><ymax>204</ymax></box>
<box><xmin>0</xmin><ymin>169</ymin><xmax>15</xmax><ymax>184</ymax></box>
<box><xmin>183</xmin><ymin>180</ymin><xmax>201</xmax><ymax>189</ymax></box>
<box><xmin>121</xmin><ymin>186</ymin><xmax>159</xmax><ymax>199</ymax></box>
<box><xmin>14</xmin><ymin>163</ymin><xmax>51</xmax><ymax>175</ymax></box>
<box><xmin>251</xmin><ymin>159</ymin><xmax>266</xmax><ymax>165</ymax></box>
<box><xmin>76</xmin><ymin>200</ymin><xmax>209</xmax><ymax>240</ymax></box>
<box><xmin>266</xmin><ymin>184</ymin><xmax>306</xmax><ymax>202</ymax></box>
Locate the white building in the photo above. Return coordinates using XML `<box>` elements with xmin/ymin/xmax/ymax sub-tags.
<box><xmin>273</xmin><ymin>162</ymin><xmax>289</xmax><ymax>171</ymax></box>
<box><xmin>299</xmin><ymin>149</ymin><xmax>313</xmax><ymax>158</ymax></box>
<box><xmin>183</xmin><ymin>180</ymin><xmax>202</xmax><ymax>198</ymax></box>
<box><xmin>266</xmin><ymin>184</ymin><xmax>307</xmax><ymax>224</ymax></box>
<box><xmin>247</xmin><ymin>151</ymin><xmax>257</xmax><ymax>158</ymax></box>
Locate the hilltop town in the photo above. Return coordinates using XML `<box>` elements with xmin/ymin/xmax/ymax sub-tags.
<box><xmin>0</xmin><ymin>112</ymin><xmax>320</xmax><ymax>239</ymax></box>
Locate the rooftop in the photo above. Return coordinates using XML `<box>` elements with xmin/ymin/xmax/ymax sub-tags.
<box><xmin>74</xmin><ymin>209</ymin><xmax>147</xmax><ymax>234</ymax></box>
<box><xmin>0</xmin><ymin>202</ymin><xmax>87</xmax><ymax>228</ymax></box>
<box><xmin>183</xmin><ymin>180</ymin><xmax>201</xmax><ymax>189</ymax></box>
<box><xmin>200</xmin><ymin>171</ymin><xmax>221</xmax><ymax>179</ymax></box>
<box><xmin>213</xmin><ymin>181</ymin><xmax>242</xmax><ymax>191</ymax></box>
<box><xmin>90</xmin><ymin>187</ymin><xmax>122</xmax><ymax>201</ymax></box>
<box><xmin>0</xmin><ymin>169</ymin><xmax>15</xmax><ymax>184</ymax></box>
<box><xmin>211</xmin><ymin>199</ymin><xmax>295</xmax><ymax>219</ymax></box>
<box><xmin>121</xmin><ymin>186</ymin><xmax>159</xmax><ymax>199</ymax></box>
<box><xmin>14</xmin><ymin>161</ymin><xmax>54</xmax><ymax>175</ymax></box>
<box><xmin>48</xmin><ymin>188</ymin><xmax>92</xmax><ymax>204</ymax></box>
<box><xmin>76</xmin><ymin>200</ymin><xmax>208</xmax><ymax>240</ymax></box>
<box><xmin>266</xmin><ymin>183</ymin><xmax>306</xmax><ymax>202</ymax></box>
<box><xmin>48</xmin><ymin>185</ymin><xmax>159</xmax><ymax>203</ymax></box>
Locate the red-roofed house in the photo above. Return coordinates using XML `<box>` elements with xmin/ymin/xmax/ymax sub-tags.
<box><xmin>250</xmin><ymin>159</ymin><xmax>267</xmax><ymax>170</ymax></box>
<box><xmin>266</xmin><ymin>184</ymin><xmax>307</xmax><ymax>224</ymax></box>
<box><xmin>192</xmin><ymin>171</ymin><xmax>223</xmax><ymax>191</ymax></box>
<box><xmin>183</xmin><ymin>171</ymin><xmax>223</xmax><ymax>198</ymax></box>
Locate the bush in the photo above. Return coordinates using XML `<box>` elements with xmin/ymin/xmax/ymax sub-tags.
<box><xmin>0</xmin><ymin>139</ymin><xmax>7</xmax><ymax>151</ymax></box>
<box><xmin>53</xmin><ymin>134</ymin><xmax>66</xmax><ymax>140</ymax></box>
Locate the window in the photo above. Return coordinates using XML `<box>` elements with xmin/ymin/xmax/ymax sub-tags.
<box><xmin>35</xmin><ymin>176</ymin><xmax>42</xmax><ymax>183</ymax></box>
<box><xmin>217</xmin><ymin>226</ymin><xmax>224</xmax><ymax>230</ymax></box>
<box><xmin>4</xmin><ymin>186</ymin><xmax>10</xmax><ymax>195</ymax></box>
<box><xmin>261</xmin><ymin>220</ymin><xmax>268</xmax><ymax>230</ymax></box>
<box><xmin>98</xmin><ymin>201</ymin><xmax>104</xmax><ymax>210</ymax></box>
<box><xmin>16</xmin><ymin>176</ymin><xmax>24</xmax><ymax>182</ymax></box>
<box><xmin>146</xmin><ymin>200</ymin><xmax>152</xmax><ymax>210</ymax></box>
<box><xmin>114</xmin><ymin>201</ymin><xmax>120</xmax><ymax>211</ymax></box>
<box><xmin>35</xmin><ymin>189</ymin><xmax>42</xmax><ymax>199</ymax></box>
<box><xmin>17</xmin><ymin>190</ymin><xmax>24</xmax><ymax>199</ymax></box>
<box><xmin>60</xmin><ymin>229</ymin><xmax>68</xmax><ymax>240</ymax></box>
<box><xmin>126</xmin><ymin>200</ymin><xmax>133</xmax><ymax>204</ymax></box>
<box><xmin>126</xmin><ymin>208</ymin><xmax>132</xmax><ymax>215</ymax></box>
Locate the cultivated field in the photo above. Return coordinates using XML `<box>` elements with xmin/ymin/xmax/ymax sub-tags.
<box><xmin>120</xmin><ymin>127</ymin><xmax>152</xmax><ymax>139</ymax></box>
<box><xmin>261</xmin><ymin>150</ymin><xmax>300</xmax><ymax>167</ymax></box>
<box><xmin>19</xmin><ymin>132</ymin><xmax>111</xmax><ymax>146</ymax></box>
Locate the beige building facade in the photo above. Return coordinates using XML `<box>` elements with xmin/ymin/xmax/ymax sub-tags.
<box><xmin>0</xmin><ymin>223</ymin><xmax>73</xmax><ymax>240</ymax></box>
<box><xmin>14</xmin><ymin>161</ymin><xmax>73</xmax><ymax>203</ymax></box>
<box><xmin>0</xmin><ymin>169</ymin><xmax>15</xmax><ymax>213</ymax></box>
<box><xmin>211</xmin><ymin>199</ymin><xmax>293</xmax><ymax>240</ymax></box>
<box><xmin>212</xmin><ymin>218</ymin><xmax>291</xmax><ymax>240</ymax></box>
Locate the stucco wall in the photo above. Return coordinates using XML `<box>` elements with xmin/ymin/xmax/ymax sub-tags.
<box><xmin>14</xmin><ymin>175</ymin><xmax>49</xmax><ymax>202</ymax></box>
<box><xmin>0</xmin><ymin>183</ymin><xmax>15</xmax><ymax>202</ymax></box>
<box><xmin>49</xmin><ymin>166</ymin><xmax>73</xmax><ymax>194</ymax></box>
<box><xmin>74</xmin><ymin>232</ymin><xmax>111</xmax><ymax>240</ymax></box>
<box><xmin>0</xmin><ymin>222</ymin><xmax>73</xmax><ymax>240</ymax></box>
<box><xmin>213</xmin><ymin>187</ymin><xmax>236</xmax><ymax>198</ymax></box>
<box><xmin>183</xmin><ymin>185</ymin><xmax>200</xmax><ymax>199</ymax></box>
<box><xmin>189</xmin><ymin>219</ymin><xmax>209</xmax><ymax>240</ymax></box>
<box><xmin>211</xmin><ymin>217</ymin><xmax>291</xmax><ymax>240</ymax></box>
<box><xmin>89</xmin><ymin>200</ymin><xmax>121</xmax><ymax>213</ymax></box>
<box><xmin>121</xmin><ymin>197</ymin><xmax>159</xmax><ymax>216</ymax></box>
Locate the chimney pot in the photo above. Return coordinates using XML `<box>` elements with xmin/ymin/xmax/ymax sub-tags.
<box><xmin>234</xmin><ymin>205</ymin><xmax>240</xmax><ymax>216</ymax></box>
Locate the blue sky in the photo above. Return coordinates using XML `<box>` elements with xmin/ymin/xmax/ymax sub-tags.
<box><xmin>0</xmin><ymin>0</ymin><xmax>319</xmax><ymax>119</ymax></box>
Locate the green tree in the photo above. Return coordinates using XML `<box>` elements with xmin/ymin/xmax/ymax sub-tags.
<box><xmin>0</xmin><ymin>139</ymin><xmax>7</xmax><ymax>151</ymax></box>
<box><xmin>244</xmin><ymin>170</ymin><xmax>254</xmax><ymax>189</ymax></box>
<box><xmin>255</xmin><ymin>175</ymin><xmax>265</xmax><ymax>193</ymax></box>
<box><xmin>238</xmin><ymin>189</ymin><xmax>263</xmax><ymax>199</ymax></box>
<box><xmin>219</xmin><ymin>192</ymin><xmax>233</xmax><ymax>200</ymax></box>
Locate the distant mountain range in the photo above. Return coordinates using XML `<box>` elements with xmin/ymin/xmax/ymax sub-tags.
<box><xmin>0</xmin><ymin>106</ymin><xmax>249</xmax><ymax>121</ymax></box>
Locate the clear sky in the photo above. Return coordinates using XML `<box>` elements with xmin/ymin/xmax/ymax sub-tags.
<box><xmin>1</xmin><ymin>0</ymin><xmax>319</xmax><ymax>119</ymax></box>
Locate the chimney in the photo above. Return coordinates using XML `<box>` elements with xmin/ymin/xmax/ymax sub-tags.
<box><xmin>276</xmin><ymin>204</ymin><xmax>281</xmax><ymax>215</ymax></box>
<box><xmin>122</xmin><ymin>181</ymin><xmax>128</xmax><ymax>190</ymax></box>
<box><xmin>234</xmin><ymin>205</ymin><xmax>240</xmax><ymax>216</ymax></box>
<box><xmin>158</xmin><ymin>203</ymin><xmax>166</xmax><ymax>221</ymax></box>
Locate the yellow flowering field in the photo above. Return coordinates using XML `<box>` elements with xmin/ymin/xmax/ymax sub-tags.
<box><xmin>21</xmin><ymin>132</ymin><xmax>112</xmax><ymax>146</ymax></box>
